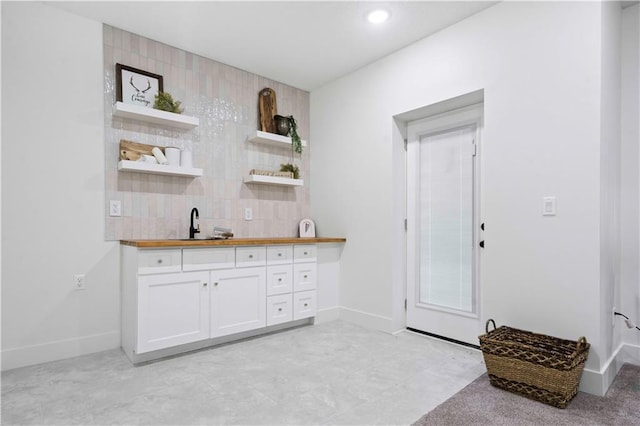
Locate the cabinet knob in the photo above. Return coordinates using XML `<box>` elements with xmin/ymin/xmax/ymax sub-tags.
<box><xmin>214</xmin><ymin>282</ymin><xmax>219</xmax><ymax>286</ymax></box>
<box><xmin>278</xmin><ymin>278</ymin><xmax>282</xmax><ymax>282</ymax></box>
<box><xmin>278</xmin><ymin>253</ymin><xmax>282</xmax><ymax>257</ymax></box>
<box><xmin>304</xmin><ymin>303</ymin><xmax>308</xmax><ymax>307</ymax></box>
<box><xmin>203</xmin><ymin>282</ymin><xmax>208</xmax><ymax>287</ymax></box>
<box><xmin>304</xmin><ymin>252</ymin><xmax>308</xmax><ymax>255</ymax></box>
<box><xmin>157</xmin><ymin>259</ymin><xmax>163</xmax><ymax>264</ymax></box>
<box><xmin>278</xmin><ymin>308</ymin><xmax>283</xmax><ymax>312</ymax></box>
<box><xmin>249</xmin><ymin>254</ymin><xmax>254</xmax><ymax>259</ymax></box>
<box><xmin>304</xmin><ymin>275</ymin><xmax>308</xmax><ymax>279</ymax></box>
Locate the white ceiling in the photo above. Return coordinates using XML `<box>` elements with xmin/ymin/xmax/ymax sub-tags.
<box><xmin>51</xmin><ymin>1</ymin><xmax>498</xmax><ymax>91</ymax></box>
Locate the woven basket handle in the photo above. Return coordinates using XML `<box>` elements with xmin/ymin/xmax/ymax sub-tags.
<box><xmin>577</xmin><ymin>336</ymin><xmax>587</xmax><ymax>350</ymax></box>
<box><xmin>485</xmin><ymin>319</ymin><xmax>496</xmax><ymax>333</ymax></box>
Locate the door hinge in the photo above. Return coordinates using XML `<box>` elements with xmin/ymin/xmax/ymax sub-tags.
<box><xmin>404</xmin><ymin>218</ymin><xmax>407</xmax><ymax>231</ymax></box>
<box><xmin>404</xmin><ymin>299</ymin><xmax>407</xmax><ymax>310</ymax></box>
<box><xmin>472</xmin><ymin>142</ymin><xmax>477</xmax><ymax>157</ymax></box>
<box><xmin>404</xmin><ymin>138</ymin><xmax>408</xmax><ymax>151</ymax></box>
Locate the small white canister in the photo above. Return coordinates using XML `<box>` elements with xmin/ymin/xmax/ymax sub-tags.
<box><xmin>165</xmin><ymin>147</ymin><xmax>181</xmax><ymax>167</ymax></box>
<box><xmin>180</xmin><ymin>149</ymin><xmax>193</xmax><ymax>169</ymax></box>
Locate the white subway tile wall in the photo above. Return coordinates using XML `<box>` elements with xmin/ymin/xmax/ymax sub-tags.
<box><xmin>104</xmin><ymin>26</ymin><xmax>310</xmax><ymax>240</ymax></box>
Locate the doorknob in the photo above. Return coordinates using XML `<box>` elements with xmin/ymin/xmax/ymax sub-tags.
<box><xmin>479</xmin><ymin>240</ymin><xmax>485</xmax><ymax>248</ymax></box>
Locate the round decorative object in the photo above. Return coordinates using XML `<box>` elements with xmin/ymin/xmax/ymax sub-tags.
<box><xmin>274</xmin><ymin>115</ymin><xmax>291</xmax><ymax>136</ymax></box>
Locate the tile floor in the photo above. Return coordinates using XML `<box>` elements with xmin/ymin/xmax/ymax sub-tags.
<box><xmin>1</xmin><ymin>320</ymin><xmax>485</xmax><ymax>425</ymax></box>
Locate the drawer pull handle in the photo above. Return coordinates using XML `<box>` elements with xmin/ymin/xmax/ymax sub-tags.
<box><xmin>157</xmin><ymin>259</ymin><xmax>163</xmax><ymax>264</ymax></box>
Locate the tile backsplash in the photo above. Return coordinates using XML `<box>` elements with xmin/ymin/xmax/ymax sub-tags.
<box><xmin>104</xmin><ymin>26</ymin><xmax>310</xmax><ymax>240</ymax></box>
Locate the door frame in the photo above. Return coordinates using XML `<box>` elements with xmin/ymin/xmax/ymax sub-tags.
<box><xmin>405</xmin><ymin>103</ymin><xmax>484</xmax><ymax>344</ymax></box>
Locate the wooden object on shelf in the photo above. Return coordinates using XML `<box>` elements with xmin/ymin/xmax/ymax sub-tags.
<box><xmin>249</xmin><ymin>169</ymin><xmax>294</xmax><ymax>178</ymax></box>
<box><xmin>119</xmin><ymin>139</ymin><xmax>158</xmax><ymax>161</ymax></box>
<box><xmin>259</xmin><ymin>88</ymin><xmax>277</xmax><ymax>134</ymax></box>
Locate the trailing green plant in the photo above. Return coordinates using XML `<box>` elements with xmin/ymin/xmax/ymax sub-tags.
<box><xmin>287</xmin><ymin>115</ymin><xmax>302</xmax><ymax>156</ymax></box>
<box><xmin>153</xmin><ymin>91</ymin><xmax>183</xmax><ymax>114</ymax></box>
<box><xmin>280</xmin><ymin>163</ymin><xmax>300</xmax><ymax>179</ymax></box>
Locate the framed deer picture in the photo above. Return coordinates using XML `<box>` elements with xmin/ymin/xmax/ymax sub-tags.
<box><xmin>116</xmin><ymin>64</ymin><xmax>163</xmax><ymax>108</ymax></box>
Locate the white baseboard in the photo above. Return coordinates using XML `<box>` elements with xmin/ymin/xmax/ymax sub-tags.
<box><xmin>579</xmin><ymin>342</ymin><xmax>640</xmax><ymax>396</ymax></box>
<box><xmin>337</xmin><ymin>306</ymin><xmax>394</xmax><ymax>333</ymax></box>
<box><xmin>315</xmin><ymin>307</ymin><xmax>341</xmax><ymax>324</ymax></box>
<box><xmin>1</xmin><ymin>331</ymin><xmax>120</xmax><ymax>371</ymax></box>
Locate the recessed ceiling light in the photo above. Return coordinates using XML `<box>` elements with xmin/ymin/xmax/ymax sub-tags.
<box><xmin>367</xmin><ymin>9</ymin><xmax>390</xmax><ymax>24</ymax></box>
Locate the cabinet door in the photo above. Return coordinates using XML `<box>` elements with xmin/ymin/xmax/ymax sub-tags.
<box><xmin>293</xmin><ymin>262</ymin><xmax>317</xmax><ymax>292</ymax></box>
<box><xmin>137</xmin><ymin>271</ymin><xmax>209</xmax><ymax>353</ymax></box>
<box><xmin>293</xmin><ymin>290</ymin><xmax>317</xmax><ymax>320</ymax></box>
<box><xmin>266</xmin><ymin>294</ymin><xmax>293</xmax><ymax>326</ymax></box>
<box><xmin>210</xmin><ymin>267</ymin><xmax>266</xmax><ymax>338</ymax></box>
<box><xmin>266</xmin><ymin>264</ymin><xmax>293</xmax><ymax>296</ymax></box>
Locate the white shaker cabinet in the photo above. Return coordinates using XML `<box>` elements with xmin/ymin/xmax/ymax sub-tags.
<box><xmin>210</xmin><ymin>266</ymin><xmax>266</xmax><ymax>338</ymax></box>
<box><xmin>121</xmin><ymin>242</ymin><xmax>328</xmax><ymax>364</ymax></box>
<box><xmin>137</xmin><ymin>271</ymin><xmax>210</xmax><ymax>353</ymax></box>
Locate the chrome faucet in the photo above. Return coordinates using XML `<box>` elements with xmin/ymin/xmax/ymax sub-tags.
<box><xmin>189</xmin><ymin>208</ymin><xmax>200</xmax><ymax>239</ymax></box>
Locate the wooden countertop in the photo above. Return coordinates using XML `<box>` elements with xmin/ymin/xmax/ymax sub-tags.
<box><xmin>120</xmin><ymin>237</ymin><xmax>346</xmax><ymax>248</ymax></box>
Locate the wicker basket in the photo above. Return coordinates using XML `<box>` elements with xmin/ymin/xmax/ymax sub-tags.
<box><xmin>478</xmin><ymin>319</ymin><xmax>590</xmax><ymax>408</ymax></box>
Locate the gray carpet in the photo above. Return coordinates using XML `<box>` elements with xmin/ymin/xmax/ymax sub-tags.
<box><xmin>412</xmin><ymin>363</ymin><xmax>640</xmax><ymax>425</ymax></box>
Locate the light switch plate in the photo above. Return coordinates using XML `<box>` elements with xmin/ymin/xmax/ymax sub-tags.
<box><xmin>542</xmin><ymin>196</ymin><xmax>556</xmax><ymax>216</ymax></box>
<box><xmin>109</xmin><ymin>200</ymin><xmax>122</xmax><ymax>217</ymax></box>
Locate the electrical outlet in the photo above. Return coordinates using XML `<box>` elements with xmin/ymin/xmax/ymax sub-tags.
<box><xmin>74</xmin><ymin>274</ymin><xmax>85</xmax><ymax>290</ymax></box>
<box><xmin>244</xmin><ymin>207</ymin><xmax>253</xmax><ymax>221</ymax></box>
<box><xmin>109</xmin><ymin>200</ymin><xmax>122</xmax><ymax>217</ymax></box>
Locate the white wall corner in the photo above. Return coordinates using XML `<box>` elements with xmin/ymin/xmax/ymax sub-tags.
<box><xmin>337</xmin><ymin>306</ymin><xmax>396</xmax><ymax>334</ymax></box>
<box><xmin>578</xmin><ymin>342</ymin><xmax>640</xmax><ymax>396</ymax></box>
<box><xmin>314</xmin><ymin>307</ymin><xmax>341</xmax><ymax>324</ymax></box>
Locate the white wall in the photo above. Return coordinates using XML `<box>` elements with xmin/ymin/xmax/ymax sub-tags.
<box><xmin>599</xmin><ymin>0</ymin><xmax>622</xmax><ymax>374</ymax></box>
<box><xmin>1</xmin><ymin>2</ymin><xmax>120</xmax><ymax>370</ymax></box>
<box><xmin>311</xmin><ymin>1</ymin><xmax>612</xmax><ymax>392</ymax></box>
<box><xmin>620</xmin><ymin>4</ymin><xmax>640</xmax><ymax>358</ymax></box>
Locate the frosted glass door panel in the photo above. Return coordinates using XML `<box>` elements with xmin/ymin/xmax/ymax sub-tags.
<box><xmin>418</xmin><ymin>128</ymin><xmax>474</xmax><ymax>312</ymax></box>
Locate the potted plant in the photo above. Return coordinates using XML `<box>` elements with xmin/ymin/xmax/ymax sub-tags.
<box><xmin>153</xmin><ymin>91</ymin><xmax>184</xmax><ymax>114</ymax></box>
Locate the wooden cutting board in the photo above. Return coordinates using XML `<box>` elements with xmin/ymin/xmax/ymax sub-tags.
<box><xmin>259</xmin><ymin>88</ymin><xmax>277</xmax><ymax>133</ymax></box>
<box><xmin>120</xmin><ymin>139</ymin><xmax>158</xmax><ymax>161</ymax></box>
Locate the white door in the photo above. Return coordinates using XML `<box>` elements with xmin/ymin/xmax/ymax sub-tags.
<box><xmin>137</xmin><ymin>271</ymin><xmax>210</xmax><ymax>353</ymax></box>
<box><xmin>210</xmin><ymin>267</ymin><xmax>266</xmax><ymax>338</ymax></box>
<box><xmin>406</xmin><ymin>105</ymin><xmax>482</xmax><ymax>346</ymax></box>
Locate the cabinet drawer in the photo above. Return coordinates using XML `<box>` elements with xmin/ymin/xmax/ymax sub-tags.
<box><xmin>236</xmin><ymin>246</ymin><xmax>266</xmax><ymax>267</ymax></box>
<box><xmin>266</xmin><ymin>264</ymin><xmax>293</xmax><ymax>296</ymax></box>
<box><xmin>293</xmin><ymin>263</ymin><xmax>317</xmax><ymax>292</ymax></box>
<box><xmin>266</xmin><ymin>294</ymin><xmax>293</xmax><ymax>326</ymax></box>
<box><xmin>138</xmin><ymin>249</ymin><xmax>182</xmax><ymax>274</ymax></box>
<box><xmin>266</xmin><ymin>245</ymin><xmax>293</xmax><ymax>265</ymax></box>
<box><xmin>294</xmin><ymin>245</ymin><xmax>317</xmax><ymax>263</ymax></box>
<box><xmin>183</xmin><ymin>247</ymin><xmax>235</xmax><ymax>271</ymax></box>
<box><xmin>293</xmin><ymin>290</ymin><xmax>317</xmax><ymax>320</ymax></box>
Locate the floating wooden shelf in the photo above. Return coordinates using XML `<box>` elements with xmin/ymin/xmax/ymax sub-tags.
<box><xmin>118</xmin><ymin>160</ymin><xmax>203</xmax><ymax>177</ymax></box>
<box><xmin>248</xmin><ymin>130</ymin><xmax>307</xmax><ymax>149</ymax></box>
<box><xmin>113</xmin><ymin>102</ymin><xmax>199</xmax><ymax>129</ymax></box>
<box><xmin>243</xmin><ymin>174</ymin><xmax>304</xmax><ymax>187</ymax></box>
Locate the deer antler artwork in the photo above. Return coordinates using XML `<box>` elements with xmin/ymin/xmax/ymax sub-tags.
<box><xmin>129</xmin><ymin>76</ymin><xmax>152</xmax><ymax>93</ymax></box>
